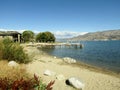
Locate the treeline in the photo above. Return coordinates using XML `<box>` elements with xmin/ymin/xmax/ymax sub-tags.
<box><xmin>22</xmin><ymin>30</ymin><xmax>55</xmax><ymax>43</ymax></box>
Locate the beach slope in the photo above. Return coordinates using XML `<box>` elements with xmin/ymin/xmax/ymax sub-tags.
<box><xmin>25</xmin><ymin>46</ymin><xmax>120</xmax><ymax>90</ymax></box>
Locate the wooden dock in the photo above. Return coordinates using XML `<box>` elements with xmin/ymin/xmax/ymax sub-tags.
<box><xmin>26</xmin><ymin>43</ymin><xmax>83</xmax><ymax>49</ymax></box>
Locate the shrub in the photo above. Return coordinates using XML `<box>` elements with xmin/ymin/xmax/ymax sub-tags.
<box><xmin>0</xmin><ymin>75</ymin><xmax>55</xmax><ymax>90</ymax></box>
<box><xmin>0</xmin><ymin>40</ymin><xmax>4</xmax><ymax>60</ymax></box>
<box><xmin>0</xmin><ymin>37</ymin><xmax>29</xmax><ymax>63</ymax></box>
<box><xmin>0</xmin><ymin>61</ymin><xmax>55</xmax><ymax>90</ymax></box>
<box><xmin>0</xmin><ymin>61</ymin><xmax>31</xmax><ymax>86</ymax></box>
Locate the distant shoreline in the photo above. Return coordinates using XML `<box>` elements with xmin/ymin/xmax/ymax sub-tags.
<box><xmin>69</xmin><ymin>30</ymin><xmax>120</xmax><ymax>41</ymax></box>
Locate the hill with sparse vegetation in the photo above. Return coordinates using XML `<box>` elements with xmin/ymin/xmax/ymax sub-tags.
<box><xmin>70</xmin><ymin>30</ymin><xmax>120</xmax><ymax>41</ymax></box>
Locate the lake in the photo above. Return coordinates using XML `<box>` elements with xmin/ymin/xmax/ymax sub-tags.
<box><xmin>41</xmin><ymin>40</ymin><xmax>120</xmax><ymax>73</ymax></box>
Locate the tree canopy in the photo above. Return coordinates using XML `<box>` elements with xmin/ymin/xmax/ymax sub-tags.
<box><xmin>36</xmin><ymin>31</ymin><xmax>55</xmax><ymax>42</ymax></box>
<box><xmin>22</xmin><ymin>30</ymin><xmax>34</xmax><ymax>42</ymax></box>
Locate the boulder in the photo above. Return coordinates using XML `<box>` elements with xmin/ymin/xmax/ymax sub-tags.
<box><xmin>54</xmin><ymin>56</ymin><xmax>57</xmax><ymax>59</ymax></box>
<box><xmin>8</xmin><ymin>61</ymin><xmax>19</xmax><ymax>67</ymax></box>
<box><xmin>66</xmin><ymin>77</ymin><xmax>85</xmax><ymax>90</ymax></box>
<box><xmin>44</xmin><ymin>69</ymin><xmax>56</xmax><ymax>76</ymax></box>
<box><xmin>63</xmin><ymin>57</ymin><xmax>76</xmax><ymax>64</ymax></box>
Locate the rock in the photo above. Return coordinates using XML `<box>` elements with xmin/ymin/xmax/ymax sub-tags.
<box><xmin>66</xmin><ymin>77</ymin><xmax>85</xmax><ymax>90</ymax></box>
<box><xmin>8</xmin><ymin>61</ymin><xmax>19</xmax><ymax>67</ymax></box>
<box><xmin>63</xmin><ymin>57</ymin><xmax>76</xmax><ymax>64</ymax></box>
<box><xmin>54</xmin><ymin>56</ymin><xmax>57</xmax><ymax>59</ymax></box>
<box><xmin>44</xmin><ymin>70</ymin><xmax>56</xmax><ymax>76</ymax></box>
<box><xmin>44</xmin><ymin>70</ymin><xmax>52</xmax><ymax>76</ymax></box>
<box><xmin>56</xmin><ymin>74</ymin><xmax>65</xmax><ymax>80</ymax></box>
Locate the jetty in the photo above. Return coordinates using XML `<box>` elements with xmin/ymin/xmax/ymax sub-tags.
<box><xmin>26</xmin><ymin>43</ymin><xmax>83</xmax><ymax>49</ymax></box>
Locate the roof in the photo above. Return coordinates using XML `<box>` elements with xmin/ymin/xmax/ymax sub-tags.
<box><xmin>0</xmin><ymin>31</ymin><xmax>21</xmax><ymax>36</ymax></box>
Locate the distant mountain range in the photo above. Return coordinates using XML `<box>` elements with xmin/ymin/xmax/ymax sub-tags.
<box><xmin>69</xmin><ymin>30</ymin><xmax>120</xmax><ymax>41</ymax></box>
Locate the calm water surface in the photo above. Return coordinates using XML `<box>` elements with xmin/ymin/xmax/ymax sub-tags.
<box><xmin>41</xmin><ymin>40</ymin><xmax>120</xmax><ymax>73</ymax></box>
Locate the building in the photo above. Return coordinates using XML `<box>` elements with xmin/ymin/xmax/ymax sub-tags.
<box><xmin>0</xmin><ymin>31</ymin><xmax>21</xmax><ymax>42</ymax></box>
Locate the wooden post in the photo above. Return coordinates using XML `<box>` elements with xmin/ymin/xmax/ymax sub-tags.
<box><xmin>18</xmin><ymin>34</ymin><xmax>20</xmax><ymax>43</ymax></box>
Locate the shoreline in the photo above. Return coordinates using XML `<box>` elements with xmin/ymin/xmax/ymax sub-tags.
<box><xmin>23</xmin><ymin>44</ymin><xmax>120</xmax><ymax>90</ymax></box>
<box><xmin>34</xmin><ymin>44</ymin><xmax>120</xmax><ymax>78</ymax></box>
<box><xmin>72</xmin><ymin>61</ymin><xmax>120</xmax><ymax>78</ymax></box>
<box><xmin>25</xmin><ymin>42</ymin><xmax>120</xmax><ymax>75</ymax></box>
<box><xmin>39</xmin><ymin>50</ymin><xmax>120</xmax><ymax>78</ymax></box>
<box><xmin>23</xmin><ymin>43</ymin><xmax>120</xmax><ymax>78</ymax></box>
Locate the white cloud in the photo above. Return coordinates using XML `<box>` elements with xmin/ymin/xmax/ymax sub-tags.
<box><xmin>0</xmin><ymin>28</ymin><xmax>40</xmax><ymax>33</ymax></box>
<box><xmin>0</xmin><ymin>28</ymin><xmax>25</xmax><ymax>33</ymax></box>
<box><xmin>53</xmin><ymin>31</ymin><xmax>88</xmax><ymax>38</ymax></box>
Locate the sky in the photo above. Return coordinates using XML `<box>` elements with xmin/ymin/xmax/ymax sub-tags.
<box><xmin>0</xmin><ymin>0</ymin><xmax>120</xmax><ymax>38</ymax></box>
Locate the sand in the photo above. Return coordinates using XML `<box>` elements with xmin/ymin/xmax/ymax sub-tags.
<box><xmin>24</xmin><ymin>45</ymin><xmax>120</xmax><ymax>90</ymax></box>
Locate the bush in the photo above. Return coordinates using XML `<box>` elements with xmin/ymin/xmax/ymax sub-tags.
<box><xmin>0</xmin><ymin>75</ymin><xmax>55</xmax><ymax>90</ymax></box>
<box><xmin>0</xmin><ymin>61</ymin><xmax>55</xmax><ymax>90</ymax></box>
<box><xmin>0</xmin><ymin>37</ymin><xmax>29</xmax><ymax>63</ymax></box>
<box><xmin>0</xmin><ymin>40</ymin><xmax>4</xmax><ymax>60</ymax></box>
<box><xmin>0</xmin><ymin>61</ymin><xmax>31</xmax><ymax>86</ymax></box>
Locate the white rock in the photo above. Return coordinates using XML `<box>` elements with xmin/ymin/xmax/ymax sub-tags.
<box><xmin>63</xmin><ymin>57</ymin><xmax>76</xmax><ymax>64</ymax></box>
<box><xmin>54</xmin><ymin>56</ymin><xmax>57</xmax><ymax>59</ymax></box>
<box><xmin>44</xmin><ymin>70</ymin><xmax>56</xmax><ymax>76</ymax></box>
<box><xmin>56</xmin><ymin>74</ymin><xmax>65</xmax><ymax>80</ymax></box>
<box><xmin>8</xmin><ymin>61</ymin><xmax>19</xmax><ymax>67</ymax></box>
<box><xmin>66</xmin><ymin>77</ymin><xmax>85</xmax><ymax>90</ymax></box>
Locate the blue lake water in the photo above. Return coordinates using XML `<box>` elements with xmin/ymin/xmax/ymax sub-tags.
<box><xmin>41</xmin><ymin>40</ymin><xmax>120</xmax><ymax>73</ymax></box>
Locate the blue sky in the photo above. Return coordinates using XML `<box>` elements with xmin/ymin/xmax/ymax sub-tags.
<box><xmin>0</xmin><ymin>0</ymin><xmax>120</xmax><ymax>38</ymax></box>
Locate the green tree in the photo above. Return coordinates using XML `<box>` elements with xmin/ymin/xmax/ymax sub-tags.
<box><xmin>36</xmin><ymin>31</ymin><xmax>55</xmax><ymax>42</ymax></box>
<box><xmin>22</xmin><ymin>30</ymin><xmax>34</xmax><ymax>42</ymax></box>
<box><xmin>36</xmin><ymin>32</ymin><xmax>42</xmax><ymax>42</ymax></box>
<box><xmin>45</xmin><ymin>31</ymin><xmax>55</xmax><ymax>42</ymax></box>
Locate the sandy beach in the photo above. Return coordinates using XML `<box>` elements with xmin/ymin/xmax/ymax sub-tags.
<box><xmin>24</xmin><ymin>44</ymin><xmax>120</xmax><ymax>90</ymax></box>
